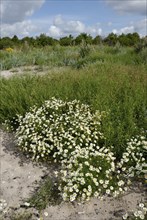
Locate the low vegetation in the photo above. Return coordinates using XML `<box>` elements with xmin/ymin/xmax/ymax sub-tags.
<box><xmin>27</xmin><ymin>177</ymin><xmax>61</xmax><ymax>211</ymax></box>
<box><xmin>0</xmin><ymin>40</ymin><xmax>147</xmax><ymax>218</ymax></box>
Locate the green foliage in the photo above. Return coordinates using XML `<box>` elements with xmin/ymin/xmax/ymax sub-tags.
<box><xmin>60</xmin><ymin>35</ymin><xmax>73</xmax><ymax>46</ymax></box>
<box><xmin>10</xmin><ymin>212</ymin><xmax>32</xmax><ymax>220</ymax></box>
<box><xmin>0</xmin><ymin>32</ymin><xmax>144</xmax><ymax>51</ymax></box>
<box><xmin>79</xmin><ymin>42</ymin><xmax>91</xmax><ymax>58</ymax></box>
<box><xmin>134</xmin><ymin>37</ymin><xmax>147</xmax><ymax>52</ymax></box>
<box><xmin>104</xmin><ymin>33</ymin><xmax>118</xmax><ymax>46</ymax></box>
<box><xmin>118</xmin><ymin>33</ymin><xmax>140</xmax><ymax>46</ymax></box>
<box><xmin>75</xmin><ymin>33</ymin><xmax>93</xmax><ymax>45</ymax></box>
<box><xmin>0</xmin><ymin>37</ymin><xmax>14</xmax><ymax>50</ymax></box>
<box><xmin>36</xmin><ymin>34</ymin><xmax>55</xmax><ymax>47</ymax></box>
<box><xmin>28</xmin><ymin>177</ymin><xmax>61</xmax><ymax>211</ymax></box>
<box><xmin>92</xmin><ymin>35</ymin><xmax>102</xmax><ymax>45</ymax></box>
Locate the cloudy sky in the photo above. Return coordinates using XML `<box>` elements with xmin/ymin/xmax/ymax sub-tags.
<box><xmin>1</xmin><ymin>0</ymin><xmax>147</xmax><ymax>38</ymax></box>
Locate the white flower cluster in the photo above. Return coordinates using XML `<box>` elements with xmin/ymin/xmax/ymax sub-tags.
<box><xmin>117</xmin><ymin>135</ymin><xmax>147</xmax><ymax>179</ymax></box>
<box><xmin>15</xmin><ymin>98</ymin><xmax>146</xmax><ymax>202</ymax></box>
<box><xmin>16</xmin><ymin>98</ymin><xmax>105</xmax><ymax>161</ymax></box>
<box><xmin>16</xmin><ymin>98</ymin><xmax>124</xmax><ymax>201</ymax></box>
<box><xmin>58</xmin><ymin>144</ymin><xmax>118</xmax><ymax>202</ymax></box>
<box><xmin>122</xmin><ymin>203</ymin><xmax>147</xmax><ymax>219</ymax></box>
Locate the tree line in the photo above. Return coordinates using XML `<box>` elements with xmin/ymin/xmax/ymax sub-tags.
<box><xmin>0</xmin><ymin>32</ymin><xmax>146</xmax><ymax>49</ymax></box>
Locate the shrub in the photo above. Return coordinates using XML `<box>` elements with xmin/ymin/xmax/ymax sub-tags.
<box><xmin>15</xmin><ymin>98</ymin><xmax>147</xmax><ymax>203</ymax></box>
<box><xmin>15</xmin><ymin>98</ymin><xmax>129</xmax><ymax>202</ymax></box>
<box><xmin>15</xmin><ymin>98</ymin><xmax>106</xmax><ymax>161</ymax></box>
<box><xmin>123</xmin><ymin>203</ymin><xmax>147</xmax><ymax>219</ymax></box>
<box><xmin>117</xmin><ymin>135</ymin><xmax>147</xmax><ymax>179</ymax></box>
<box><xmin>79</xmin><ymin>42</ymin><xmax>91</xmax><ymax>58</ymax></box>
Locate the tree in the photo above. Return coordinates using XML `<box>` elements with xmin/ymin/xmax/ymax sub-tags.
<box><xmin>75</xmin><ymin>33</ymin><xmax>93</xmax><ymax>45</ymax></box>
<box><xmin>104</xmin><ymin>33</ymin><xmax>118</xmax><ymax>46</ymax></box>
<box><xmin>59</xmin><ymin>35</ymin><xmax>73</xmax><ymax>46</ymax></box>
<box><xmin>11</xmin><ymin>35</ymin><xmax>19</xmax><ymax>44</ymax></box>
<box><xmin>0</xmin><ymin>37</ymin><xmax>14</xmax><ymax>49</ymax></box>
<box><xmin>36</xmin><ymin>34</ymin><xmax>55</xmax><ymax>46</ymax></box>
<box><xmin>92</xmin><ymin>35</ymin><xmax>102</xmax><ymax>45</ymax></box>
<box><xmin>118</xmin><ymin>33</ymin><xmax>140</xmax><ymax>46</ymax></box>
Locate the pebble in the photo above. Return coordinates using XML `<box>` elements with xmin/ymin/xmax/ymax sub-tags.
<box><xmin>24</xmin><ymin>202</ymin><xmax>30</xmax><ymax>207</ymax></box>
<box><xmin>44</xmin><ymin>212</ymin><xmax>48</xmax><ymax>217</ymax></box>
<box><xmin>78</xmin><ymin>211</ymin><xmax>85</xmax><ymax>214</ymax></box>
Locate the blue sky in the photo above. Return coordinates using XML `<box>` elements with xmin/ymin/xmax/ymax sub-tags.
<box><xmin>1</xmin><ymin>0</ymin><xmax>147</xmax><ymax>38</ymax></box>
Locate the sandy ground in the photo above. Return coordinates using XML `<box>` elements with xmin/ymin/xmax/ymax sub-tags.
<box><xmin>0</xmin><ymin>130</ymin><xmax>146</xmax><ymax>220</ymax></box>
<box><xmin>0</xmin><ymin>66</ymin><xmax>50</xmax><ymax>78</ymax></box>
<box><xmin>0</xmin><ymin>66</ymin><xmax>69</xmax><ymax>79</ymax></box>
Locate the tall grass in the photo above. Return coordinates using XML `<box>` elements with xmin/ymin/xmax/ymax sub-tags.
<box><xmin>1</xmin><ymin>58</ymin><xmax>146</xmax><ymax>158</ymax></box>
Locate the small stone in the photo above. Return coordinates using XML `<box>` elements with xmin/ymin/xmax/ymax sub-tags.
<box><xmin>78</xmin><ymin>211</ymin><xmax>85</xmax><ymax>215</ymax></box>
<box><xmin>3</xmin><ymin>203</ymin><xmax>7</xmax><ymax>207</ymax></box>
<box><xmin>44</xmin><ymin>212</ymin><xmax>48</xmax><ymax>217</ymax></box>
<box><xmin>24</xmin><ymin>202</ymin><xmax>30</xmax><ymax>207</ymax></box>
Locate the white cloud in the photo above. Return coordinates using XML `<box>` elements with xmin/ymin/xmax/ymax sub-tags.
<box><xmin>1</xmin><ymin>14</ymin><xmax>103</xmax><ymax>38</ymax></box>
<box><xmin>111</xmin><ymin>19</ymin><xmax>147</xmax><ymax>36</ymax></box>
<box><xmin>112</xmin><ymin>29</ymin><xmax>117</xmax><ymax>34</ymax></box>
<box><xmin>47</xmin><ymin>25</ymin><xmax>62</xmax><ymax>38</ymax></box>
<box><xmin>52</xmin><ymin>15</ymin><xmax>85</xmax><ymax>35</ymax></box>
<box><xmin>120</xmin><ymin>26</ymin><xmax>135</xmax><ymax>34</ymax></box>
<box><xmin>65</xmin><ymin>20</ymin><xmax>85</xmax><ymax>33</ymax></box>
<box><xmin>86</xmin><ymin>26</ymin><xmax>102</xmax><ymax>36</ymax></box>
<box><xmin>1</xmin><ymin>0</ymin><xmax>45</xmax><ymax>24</ymax></box>
<box><xmin>106</xmin><ymin>0</ymin><xmax>146</xmax><ymax>15</ymax></box>
<box><xmin>47</xmin><ymin>15</ymin><xmax>102</xmax><ymax>38</ymax></box>
<box><xmin>53</xmin><ymin>15</ymin><xmax>64</xmax><ymax>26</ymax></box>
<box><xmin>1</xmin><ymin>20</ymin><xmax>37</xmax><ymax>38</ymax></box>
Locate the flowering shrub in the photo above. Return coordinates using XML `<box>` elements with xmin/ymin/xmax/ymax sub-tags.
<box><xmin>15</xmin><ymin>98</ymin><xmax>125</xmax><ymax>201</ymax></box>
<box><xmin>58</xmin><ymin>146</ymin><xmax>117</xmax><ymax>201</ymax></box>
<box><xmin>16</xmin><ymin>98</ymin><xmax>106</xmax><ymax>160</ymax></box>
<box><xmin>122</xmin><ymin>203</ymin><xmax>147</xmax><ymax>219</ymax></box>
<box><xmin>117</xmin><ymin>135</ymin><xmax>147</xmax><ymax>179</ymax></box>
<box><xmin>15</xmin><ymin>98</ymin><xmax>146</xmax><ymax>202</ymax></box>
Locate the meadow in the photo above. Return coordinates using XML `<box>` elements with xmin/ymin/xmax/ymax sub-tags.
<box><xmin>0</xmin><ymin>44</ymin><xmax>147</xmax><ymax>218</ymax></box>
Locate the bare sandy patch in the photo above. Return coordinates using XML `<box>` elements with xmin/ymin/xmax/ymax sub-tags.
<box><xmin>0</xmin><ymin>66</ymin><xmax>70</xmax><ymax>79</ymax></box>
<box><xmin>0</xmin><ymin>130</ymin><xmax>146</xmax><ymax>220</ymax></box>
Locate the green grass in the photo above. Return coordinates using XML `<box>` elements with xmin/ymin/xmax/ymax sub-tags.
<box><xmin>27</xmin><ymin>177</ymin><xmax>61</xmax><ymax>211</ymax></box>
<box><xmin>10</xmin><ymin>212</ymin><xmax>32</xmax><ymax>220</ymax></box>
<box><xmin>0</xmin><ymin>212</ymin><xmax>32</xmax><ymax>220</ymax></box>
<box><xmin>0</xmin><ymin>46</ymin><xmax>147</xmax><ymax>158</ymax></box>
